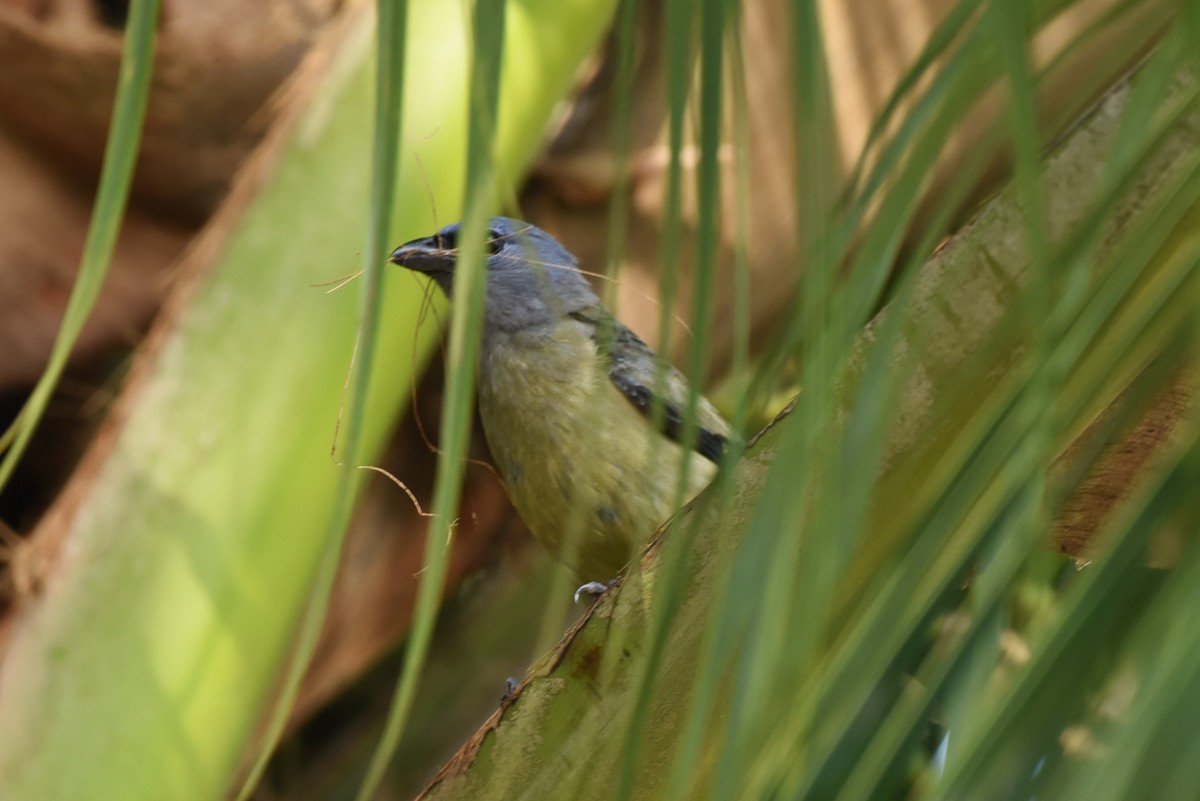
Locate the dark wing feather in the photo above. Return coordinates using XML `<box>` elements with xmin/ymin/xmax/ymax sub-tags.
<box><xmin>571</xmin><ymin>307</ymin><xmax>733</xmax><ymax>465</ymax></box>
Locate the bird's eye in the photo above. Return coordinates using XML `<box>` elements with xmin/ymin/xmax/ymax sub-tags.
<box><xmin>434</xmin><ymin>230</ymin><xmax>457</xmax><ymax>251</ymax></box>
<box><xmin>487</xmin><ymin>229</ymin><xmax>503</xmax><ymax>254</ymax></box>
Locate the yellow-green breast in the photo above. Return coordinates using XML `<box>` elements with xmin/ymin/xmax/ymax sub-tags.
<box><xmin>477</xmin><ymin>317</ymin><xmax>717</xmax><ymax>580</ymax></box>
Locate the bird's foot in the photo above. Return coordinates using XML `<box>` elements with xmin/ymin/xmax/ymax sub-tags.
<box><xmin>574</xmin><ymin>580</ymin><xmax>613</xmax><ymax>604</ymax></box>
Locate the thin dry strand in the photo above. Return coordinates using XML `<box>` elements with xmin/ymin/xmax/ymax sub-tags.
<box><xmin>408</xmin><ymin>276</ymin><xmax>505</xmax><ymax>487</ymax></box>
<box><xmin>312</xmin><ymin>269</ymin><xmax>365</xmax><ymax>294</ymax></box>
<box><xmin>412</xmin><ymin>151</ymin><xmax>441</xmax><ymax>233</ymax></box>
<box><xmin>355</xmin><ymin>464</ymin><xmax>433</xmax><ymax>518</ymax></box>
<box><xmin>329</xmin><ymin>326</ymin><xmax>361</xmax><ymax>463</ymax></box>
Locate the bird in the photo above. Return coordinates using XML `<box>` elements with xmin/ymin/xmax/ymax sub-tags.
<box><xmin>390</xmin><ymin>217</ymin><xmax>735</xmax><ymax>584</ymax></box>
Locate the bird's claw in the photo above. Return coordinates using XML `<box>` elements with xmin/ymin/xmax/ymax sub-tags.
<box><xmin>500</xmin><ymin>676</ymin><xmax>518</xmax><ymax>704</ymax></box>
<box><xmin>574</xmin><ymin>580</ymin><xmax>612</xmax><ymax>604</ymax></box>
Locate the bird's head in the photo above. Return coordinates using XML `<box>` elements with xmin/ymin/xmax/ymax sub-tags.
<box><xmin>389</xmin><ymin>217</ymin><xmax>597</xmax><ymax>332</ymax></box>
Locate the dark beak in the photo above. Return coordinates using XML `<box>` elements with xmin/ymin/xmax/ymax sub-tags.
<box><xmin>388</xmin><ymin>236</ymin><xmax>456</xmax><ymax>278</ymax></box>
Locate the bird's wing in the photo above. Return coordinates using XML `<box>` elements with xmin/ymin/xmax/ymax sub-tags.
<box><xmin>570</xmin><ymin>306</ymin><xmax>734</xmax><ymax>465</ymax></box>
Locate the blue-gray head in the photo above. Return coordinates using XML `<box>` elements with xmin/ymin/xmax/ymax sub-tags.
<box><xmin>389</xmin><ymin>217</ymin><xmax>599</xmax><ymax>333</ymax></box>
